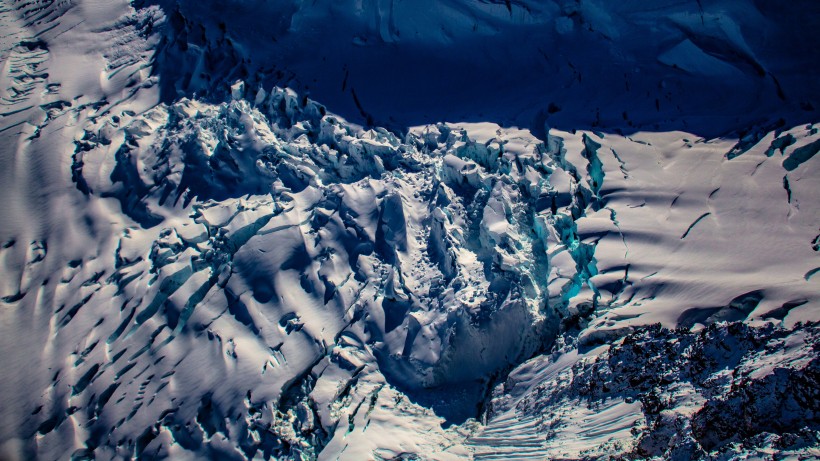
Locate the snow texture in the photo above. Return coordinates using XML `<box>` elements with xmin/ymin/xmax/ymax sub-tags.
<box><xmin>0</xmin><ymin>0</ymin><xmax>818</xmax><ymax>460</ymax></box>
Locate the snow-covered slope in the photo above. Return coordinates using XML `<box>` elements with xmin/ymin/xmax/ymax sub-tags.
<box><xmin>0</xmin><ymin>0</ymin><xmax>818</xmax><ymax>460</ymax></box>
<box><xmin>138</xmin><ymin>0</ymin><xmax>820</xmax><ymax>133</ymax></box>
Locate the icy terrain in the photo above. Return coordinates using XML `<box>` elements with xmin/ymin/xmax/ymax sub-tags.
<box><xmin>0</xmin><ymin>0</ymin><xmax>818</xmax><ymax>460</ymax></box>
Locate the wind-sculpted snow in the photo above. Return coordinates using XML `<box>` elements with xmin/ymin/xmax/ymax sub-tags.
<box><xmin>0</xmin><ymin>0</ymin><xmax>818</xmax><ymax>460</ymax></box>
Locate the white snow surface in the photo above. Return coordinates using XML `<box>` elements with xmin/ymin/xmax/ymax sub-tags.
<box><xmin>0</xmin><ymin>0</ymin><xmax>818</xmax><ymax>460</ymax></box>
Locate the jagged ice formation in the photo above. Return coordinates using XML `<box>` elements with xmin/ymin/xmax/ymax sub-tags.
<box><xmin>0</xmin><ymin>1</ymin><xmax>818</xmax><ymax>460</ymax></box>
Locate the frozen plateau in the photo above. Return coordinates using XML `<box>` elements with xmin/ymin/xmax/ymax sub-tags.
<box><xmin>0</xmin><ymin>0</ymin><xmax>819</xmax><ymax>460</ymax></box>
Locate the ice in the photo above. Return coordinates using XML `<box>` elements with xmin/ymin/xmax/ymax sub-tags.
<box><xmin>1</xmin><ymin>0</ymin><xmax>818</xmax><ymax>459</ymax></box>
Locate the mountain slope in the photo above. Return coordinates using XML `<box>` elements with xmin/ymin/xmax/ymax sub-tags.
<box><xmin>0</xmin><ymin>1</ymin><xmax>818</xmax><ymax>460</ymax></box>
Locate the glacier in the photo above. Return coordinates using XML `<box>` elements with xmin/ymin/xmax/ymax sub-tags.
<box><xmin>0</xmin><ymin>0</ymin><xmax>818</xmax><ymax>460</ymax></box>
